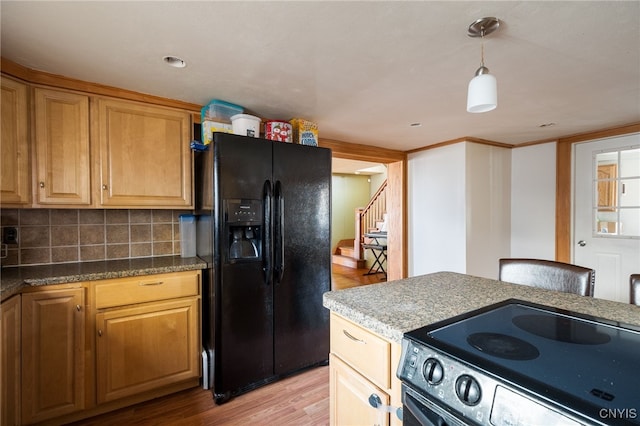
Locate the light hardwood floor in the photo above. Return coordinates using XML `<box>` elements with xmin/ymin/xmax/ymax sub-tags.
<box><xmin>331</xmin><ymin>264</ymin><xmax>386</xmax><ymax>291</ymax></box>
<box><xmin>70</xmin><ymin>366</ymin><xmax>330</xmax><ymax>426</ymax></box>
<box><xmin>68</xmin><ymin>265</ymin><xmax>374</xmax><ymax>425</ymax></box>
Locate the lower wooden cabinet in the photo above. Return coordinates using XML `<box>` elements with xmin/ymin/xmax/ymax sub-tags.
<box><xmin>330</xmin><ymin>313</ymin><xmax>391</xmax><ymax>390</ymax></box>
<box><xmin>21</xmin><ymin>287</ymin><xmax>85</xmax><ymax>424</ymax></box>
<box><xmin>330</xmin><ymin>353</ymin><xmax>391</xmax><ymax>426</ymax></box>
<box><xmin>93</xmin><ymin>270</ymin><xmax>201</xmax><ymax>407</ymax></box>
<box><xmin>95</xmin><ymin>297</ymin><xmax>200</xmax><ymax>403</ymax></box>
<box><xmin>2</xmin><ymin>269</ymin><xmax>201</xmax><ymax>425</ymax></box>
<box><xmin>329</xmin><ymin>313</ymin><xmax>403</xmax><ymax>426</ymax></box>
<box><xmin>1</xmin><ymin>295</ymin><xmax>22</xmax><ymax>426</ymax></box>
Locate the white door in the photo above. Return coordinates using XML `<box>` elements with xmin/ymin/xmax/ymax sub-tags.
<box><xmin>574</xmin><ymin>134</ymin><xmax>640</xmax><ymax>303</ymax></box>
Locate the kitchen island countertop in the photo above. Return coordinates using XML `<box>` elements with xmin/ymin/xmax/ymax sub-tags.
<box><xmin>1</xmin><ymin>255</ymin><xmax>207</xmax><ymax>301</ymax></box>
<box><xmin>323</xmin><ymin>271</ymin><xmax>640</xmax><ymax>343</ymax></box>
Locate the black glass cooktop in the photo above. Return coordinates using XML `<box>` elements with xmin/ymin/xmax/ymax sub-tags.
<box><xmin>405</xmin><ymin>299</ymin><xmax>640</xmax><ymax>414</ymax></box>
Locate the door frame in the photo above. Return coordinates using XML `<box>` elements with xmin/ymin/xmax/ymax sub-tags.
<box><xmin>555</xmin><ymin>122</ymin><xmax>640</xmax><ymax>262</ymax></box>
<box><xmin>319</xmin><ymin>138</ymin><xmax>407</xmax><ymax>280</ymax></box>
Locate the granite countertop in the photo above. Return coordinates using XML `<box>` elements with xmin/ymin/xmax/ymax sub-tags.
<box><xmin>323</xmin><ymin>271</ymin><xmax>640</xmax><ymax>343</ymax></box>
<box><xmin>0</xmin><ymin>256</ymin><xmax>207</xmax><ymax>301</ymax></box>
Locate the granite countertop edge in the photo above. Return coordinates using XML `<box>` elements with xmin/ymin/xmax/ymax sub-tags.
<box><xmin>1</xmin><ymin>256</ymin><xmax>207</xmax><ymax>301</ymax></box>
<box><xmin>323</xmin><ymin>271</ymin><xmax>640</xmax><ymax>344</ymax></box>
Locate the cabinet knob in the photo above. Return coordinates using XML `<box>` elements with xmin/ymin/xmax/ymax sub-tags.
<box><xmin>39</xmin><ymin>181</ymin><xmax>45</xmax><ymax>188</ymax></box>
<box><xmin>102</xmin><ymin>184</ymin><xmax>108</xmax><ymax>190</ymax></box>
<box><xmin>368</xmin><ymin>393</ymin><xmax>403</xmax><ymax>420</ymax></box>
<box><xmin>76</xmin><ymin>304</ymin><xmax>81</xmax><ymax>312</ymax></box>
<box><xmin>98</xmin><ymin>330</ymin><xmax>103</xmax><ymax>337</ymax></box>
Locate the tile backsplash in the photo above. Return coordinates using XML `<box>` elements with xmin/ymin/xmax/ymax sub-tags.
<box><xmin>0</xmin><ymin>209</ymin><xmax>192</xmax><ymax>267</ymax></box>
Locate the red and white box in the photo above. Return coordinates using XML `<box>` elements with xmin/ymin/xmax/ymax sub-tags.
<box><xmin>265</xmin><ymin>120</ymin><xmax>292</xmax><ymax>142</ymax></box>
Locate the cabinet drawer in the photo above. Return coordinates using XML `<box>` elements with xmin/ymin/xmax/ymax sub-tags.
<box><xmin>95</xmin><ymin>270</ymin><xmax>200</xmax><ymax>309</ymax></box>
<box><xmin>330</xmin><ymin>313</ymin><xmax>390</xmax><ymax>389</ymax></box>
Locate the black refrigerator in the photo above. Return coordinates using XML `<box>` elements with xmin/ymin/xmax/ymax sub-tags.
<box><xmin>195</xmin><ymin>132</ymin><xmax>331</xmax><ymax>404</ymax></box>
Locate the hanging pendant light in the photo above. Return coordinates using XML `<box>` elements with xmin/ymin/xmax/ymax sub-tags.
<box><xmin>467</xmin><ymin>17</ymin><xmax>500</xmax><ymax>113</ymax></box>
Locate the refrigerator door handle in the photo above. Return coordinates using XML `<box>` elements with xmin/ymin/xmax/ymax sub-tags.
<box><xmin>274</xmin><ymin>180</ymin><xmax>285</xmax><ymax>284</ymax></box>
<box><xmin>263</xmin><ymin>180</ymin><xmax>272</xmax><ymax>285</ymax></box>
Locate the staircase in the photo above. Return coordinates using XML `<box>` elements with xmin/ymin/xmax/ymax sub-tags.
<box><xmin>332</xmin><ymin>180</ymin><xmax>387</xmax><ymax>268</ymax></box>
<box><xmin>333</xmin><ymin>239</ymin><xmax>366</xmax><ymax>268</ymax></box>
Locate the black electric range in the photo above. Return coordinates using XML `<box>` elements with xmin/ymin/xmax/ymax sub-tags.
<box><xmin>397</xmin><ymin>299</ymin><xmax>640</xmax><ymax>426</ymax></box>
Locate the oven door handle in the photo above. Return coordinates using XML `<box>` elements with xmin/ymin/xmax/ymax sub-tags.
<box><xmin>405</xmin><ymin>392</ymin><xmax>449</xmax><ymax>426</ymax></box>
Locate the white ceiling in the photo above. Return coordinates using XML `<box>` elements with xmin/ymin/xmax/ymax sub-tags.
<box><xmin>1</xmin><ymin>1</ymin><xmax>639</xmax><ymax>152</ymax></box>
<box><xmin>332</xmin><ymin>158</ymin><xmax>386</xmax><ymax>175</ymax></box>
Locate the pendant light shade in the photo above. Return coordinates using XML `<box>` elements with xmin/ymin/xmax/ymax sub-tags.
<box><xmin>467</xmin><ymin>71</ymin><xmax>497</xmax><ymax>113</ymax></box>
<box><xmin>466</xmin><ymin>17</ymin><xmax>500</xmax><ymax>113</ymax></box>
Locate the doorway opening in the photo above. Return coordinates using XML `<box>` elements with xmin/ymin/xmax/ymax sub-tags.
<box><xmin>321</xmin><ymin>139</ymin><xmax>406</xmax><ymax>281</ymax></box>
<box><xmin>331</xmin><ymin>159</ymin><xmax>387</xmax><ymax>287</ymax></box>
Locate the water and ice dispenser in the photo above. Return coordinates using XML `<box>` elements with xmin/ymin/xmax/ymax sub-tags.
<box><xmin>224</xmin><ymin>199</ymin><xmax>262</xmax><ymax>261</ymax></box>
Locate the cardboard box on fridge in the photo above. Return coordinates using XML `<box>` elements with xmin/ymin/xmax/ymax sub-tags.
<box><xmin>289</xmin><ymin>118</ymin><xmax>318</xmax><ymax>146</ymax></box>
<box><xmin>202</xmin><ymin>120</ymin><xmax>233</xmax><ymax>145</ymax></box>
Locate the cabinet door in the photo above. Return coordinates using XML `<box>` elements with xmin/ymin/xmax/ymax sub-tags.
<box><xmin>1</xmin><ymin>295</ymin><xmax>21</xmax><ymax>426</ymax></box>
<box><xmin>95</xmin><ymin>297</ymin><xmax>200</xmax><ymax>403</ymax></box>
<box><xmin>330</xmin><ymin>353</ymin><xmax>390</xmax><ymax>426</ymax></box>
<box><xmin>34</xmin><ymin>87</ymin><xmax>91</xmax><ymax>205</ymax></box>
<box><xmin>21</xmin><ymin>288</ymin><xmax>85</xmax><ymax>424</ymax></box>
<box><xmin>1</xmin><ymin>76</ymin><xmax>31</xmax><ymax>205</ymax></box>
<box><xmin>95</xmin><ymin>98</ymin><xmax>192</xmax><ymax>208</ymax></box>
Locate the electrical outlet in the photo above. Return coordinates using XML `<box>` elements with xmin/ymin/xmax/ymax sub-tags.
<box><xmin>2</xmin><ymin>227</ymin><xmax>18</xmax><ymax>245</ymax></box>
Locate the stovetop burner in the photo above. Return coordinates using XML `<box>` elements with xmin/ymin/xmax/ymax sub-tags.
<box><xmin>512</xmin><ymin>314</ymin><xmax>611</xmax><ymax>345</ymax></box>
<box><xmin>467</xmin><ymin>332</ymin><xmax>540</xmax><ymax>360</ymax></box>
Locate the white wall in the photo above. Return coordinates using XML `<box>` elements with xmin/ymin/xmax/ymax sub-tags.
<box><xmin>465</xmin><ymin>143</ymin><xmax>511</xmax><ymax>279</ymax></box>
<box><xmin>408</xmin><ymin>143</ymin><xmax>467</xmax><ymax>276</ymax></box>
<box><xmin>510</xmin><ymin>143</ymin><xmax>557</xmax><ymax>260</ymax></box>
<box><xmin>407</xmin><ymin>140</ymin><xmax>557</xmax><ymax>279</ymax></box>
<box><xmin>408</xmin><ymin>142</ymin><xmax>513</xmax><ymax>279</ymax></box>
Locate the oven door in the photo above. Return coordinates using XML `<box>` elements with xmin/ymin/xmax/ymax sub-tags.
<box><xmin>402</xmin><ymin>383</ymin><xmax>476</xmax><ymax>426</ymax></box>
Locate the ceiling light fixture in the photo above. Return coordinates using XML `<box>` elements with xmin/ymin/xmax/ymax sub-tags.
<box><xmin>466</xmin><ymin>17</ymin><xmax>500</xmax><ymax>113</ymax></box>
<box><xmin>163</xmin><ymin>56</ymin><xmax>186</xmax><ymax>68</ymax></box>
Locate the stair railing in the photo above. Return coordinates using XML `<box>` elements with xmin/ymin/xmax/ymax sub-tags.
<box><xmin>354</xmin><ymin>179</ymin><xmax>387</xmax><ymax>259</ymax></box>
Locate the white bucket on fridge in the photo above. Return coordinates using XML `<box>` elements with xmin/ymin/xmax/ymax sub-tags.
<box><xmin>231</xmin><ymin>114</ymin><xmax>261</xmax><ymax>138</ymax></box>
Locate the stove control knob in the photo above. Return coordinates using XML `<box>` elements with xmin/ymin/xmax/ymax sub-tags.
<box><xmin>422</xmin><ymin>358</ymin><xmax>444</xmax><ymax>385</ymax></box>
<box><xmin>455</xmin><ymin>374</ymin><xmax>481</xmax><ymax>405</ymax></box>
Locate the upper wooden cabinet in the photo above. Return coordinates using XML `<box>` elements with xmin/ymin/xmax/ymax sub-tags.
<box><xmin>1</xmin><ymin>76</ymin><xmax>31</xmax><ymax>205</ymax></box>
<box><xmin>95</xmin><ymin>98</ymin><xmax>192</xmax><ymax>208</ymax></box>
<box><xmin>33</xmin><ymin>87</ymin><xmax>91</xmax><ymax>206</ymax></box>
<box><xmin>1</xmin><ymin>67</ymin><xmax>196</xmax><ymax>209</ymax></box>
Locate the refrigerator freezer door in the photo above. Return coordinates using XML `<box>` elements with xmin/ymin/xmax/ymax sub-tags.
<box><xmin>272</xmin><ymin>142</ymin><xmax>331</xmax><ymax>374</ymax></box>
<box><xmin>213</xmin><ymin>134</ymin><xmax>274</xmax><ymax>399</ymax></box>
